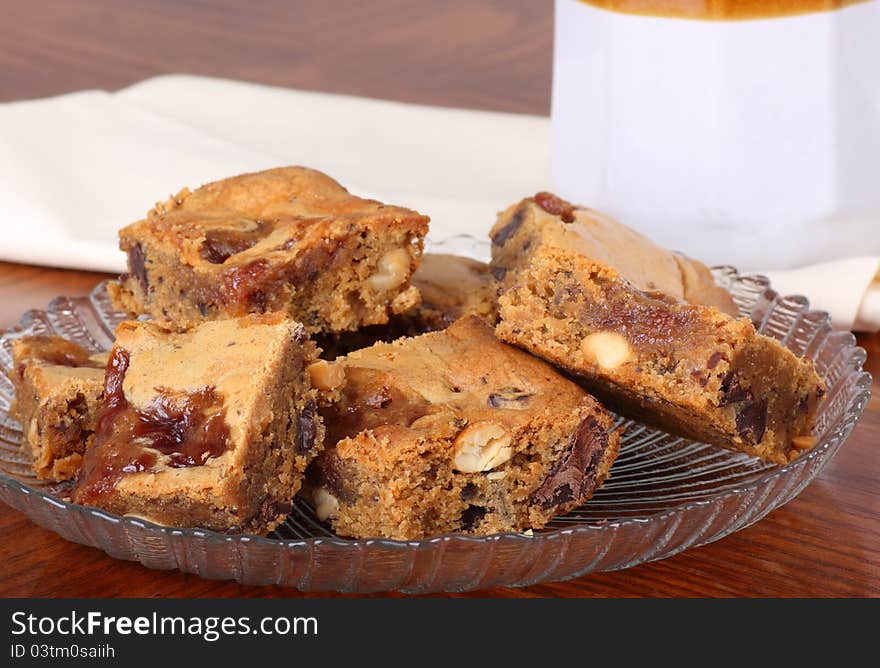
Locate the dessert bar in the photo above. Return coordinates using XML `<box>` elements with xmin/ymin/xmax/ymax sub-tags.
<box><xmin>10</xmin><ymin>336</ymin><xmax>107</xmax><ymax>482</ymax></box>
<box><xmin>71</xmin><ymin>313</ymin><xmax>323</xmax><ymax>534</ymax></box>
<box><xmin>306</xmin><ymin>315</ymin><xmax>620</xmax><ymax>539</ymax></box>
<box><xmin>490</xmin><ymin>192</ymin><xmax>738</xmax><ymax>316</ymax></box>
<box><xmin>109</xmin><ymin>166</ymin><xmax>429</xmax><ymax>333</ymax></box>
<box><xmin>496</xmin><ymin>248</ymin><xmax>825</xmax><ymax>463</ymax></box>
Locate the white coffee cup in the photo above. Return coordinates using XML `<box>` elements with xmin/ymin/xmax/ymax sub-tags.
<box><xmin>551</xmin><ymin>0</ymin><xmax>880</xmax><ymax>270</ymax></box>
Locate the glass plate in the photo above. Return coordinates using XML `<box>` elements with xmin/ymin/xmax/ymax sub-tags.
<box><xmin>0</xmin><ymin>236</ymin><xmax>871</xmax><ymax>593</ymax></box>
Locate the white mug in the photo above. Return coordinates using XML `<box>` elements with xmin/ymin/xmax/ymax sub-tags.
<box><xmin>551</xmin><ymin>0</ymin><xmax>880</xmax><ymax>270</ymax></box>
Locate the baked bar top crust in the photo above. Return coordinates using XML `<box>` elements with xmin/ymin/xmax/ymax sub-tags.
<box><xmin>496</xmin><ymin>248</ymin><xmax>825</xmax><ymax>464</ymax></box>
<box><xmin>489</xmin><ymin>192</ymin><xmax>738</xmax><ymax>316</ymax></box>
<box><xmin>134</xmin><ymin>166</ymin><xmax>426</xmax><ymax>266</ymax></box>
<box><xmin>71</xmin><ymin>313</ymin><xmax>323</xmax><ymax>534</ymax></box>
<box><xmin>309</xmin><ymin>315</ymin><xmax>620</xmax><ymax>539</ymax></box>
<box><xmin>11</xmin><ymin>336</ymin><xmax>107</xmax><ymax>482</ymax></box>
<box><xmin>407</xmin><ymin>253</ymin><xmax>498</xmax><ymax>329</ymax></box>
<box><xmin>11</xmin><ymin>335</ymin><xmax>105</xmax><ymax>387</ymax></box>
<box><xmin>108</xmin><ymin>166</ymin><xmax>430</xmax><ymax>333</ymax></box>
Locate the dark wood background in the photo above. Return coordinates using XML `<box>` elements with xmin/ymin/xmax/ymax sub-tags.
<box><xmin>0</xmin><ymin>0</ymin><xmax>877</xmax><ymax>598</ymax></box>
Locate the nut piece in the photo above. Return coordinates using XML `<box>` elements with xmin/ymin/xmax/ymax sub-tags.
<box><xmin>368</xmin><ymin>248</ymin><xmax>410</xmax><ymax>292</ymax></box>
<box><xmin>453</xmin><ymin>421</ymin><xmax>513</xmax><ymax>473</ymax></box>
<box><xmin>791</xmin><ymin>435</ymin><xmax>816</xmax><ymax>451</ymax></box>
<box><xmin>313</xmin><ymin>487</ymin><xmax>340</xmax><ymax>521</ymax></box>
<box><xmin>307</xmin><ymin>360</ymin><xmax>345</xmax><ymax>391</ymax></box>
<box><xmin>581</xmin><ymin>332</ymin><xmax>632</xmax><ymax>370</ymax></box>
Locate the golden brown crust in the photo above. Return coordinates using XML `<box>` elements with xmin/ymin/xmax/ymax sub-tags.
<box><xmin>10</xmin><ymin>336</ymin><xmax>106</xmax><ymax>481</ymax></box>
<box><xmin>489</xmin><ymin>194</ymin><xmax>738</xmax><ymax>316</ymax></box>
<box><xmin>495</xmin><ymin>248</ymin><xmax>825</xmax><ymax>464</ymax></box>
<box><xmin>110</xmin><ymin>166</ymin><xmax>429</xmax><ymax>333</ymax></box>
<box><xmin>307</xmin><ymin>316</ymin><xmax>620</xmax><ymax>539</ymax></box>
<box><xmin>673</xmin><ymin>253</ymin><xmax>739</xmax><ymax>317</ymax></box>
<box><xmin>71</xmin><ymin>314</ymin><xmax>323</xmax><ymax>534</ymax></box>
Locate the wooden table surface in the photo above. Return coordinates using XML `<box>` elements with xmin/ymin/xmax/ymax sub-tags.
<box><xmin>1</xmin><ymin>0</ymin><xmax>877</xmax><ymax>598</ymax></box>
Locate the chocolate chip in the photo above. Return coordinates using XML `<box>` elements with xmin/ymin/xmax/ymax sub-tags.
<box><xmin>308</xmin><ymin>458</ymin><xmax>356</xmax><ymax>504</ymax></box>
<box><xmin>490</xmin><ymin>265</ymin><xmax>508</xmax><ymax>281</ymax></box>
<box><xmin>735</xmin><ymin>398</ymin><xmax>768</xmax><ymax>444</ymax></box>
<box><xmin>201</xmin><ymin>226</ymin><xmax>265</xmax><ymax>264</ymax></box>
<box><xmin>490</xmin><ymin>205</ymin><xmax>527</xmax><ymax>246</ymax></box>
<box><xmin>543</xmin><ymin>483</ymin><xmax>574</xmax><ymax>507</ymax></box>
<box><xmin>718</xmin><ymin>372</ymin><xmax>751</xmax><ymax>407</ymax></box>
<box><xmin>487</xmin><ymin>387</ymin><xmax>534</xmax><ymax>408</ymax></box>
<box><xmin>797</xmin><ymin>395</ymin><xmax>808</xmax><ymax>414</ymax></box>
<box><xmin>530</xmin><ymin>416</ymin><xmax>607</xmax><ymax>511</ymax></box>
<box><xmin>707</xmin><ymin>351</ymin><xmax>725</xmax><ymax>369</ymax></box>
<box><xmin>460</xmin><ymin>483</ymin><xmax>478</xmax><ymax>501</ymax></box>
<box><xmin>129</xmin><ymin>243</ymin><xmax>148</xmax><ymax>293</ymax></box>
<box><xmin>202</xmin><ymin>238</ymin><xmax>241</xmax><ymax>264</ymax></box>
<box><xmin>691</xmin><ymin>369</ymin><xmax>709</xmax><ymax>387</ymax></box>
<box><xmin>249</xmin><ymin>289</ymin><xmax>268</xmax><ymax>312</ymax></box>
<box><xmin>460</xmin><ymin>504</ymin><xmax>488</xmax><ymax>531</ymax></box>
<box><xmin>295</xmin><ymin>400</ymin><xmax>318</xmax><ymax>454</ymax></box>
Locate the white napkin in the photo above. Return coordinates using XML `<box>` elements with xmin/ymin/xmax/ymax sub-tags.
<box><xmin>0</xmin><ymin>75</ymin><xmax>876</xmax><ymax>332</ymax></box>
